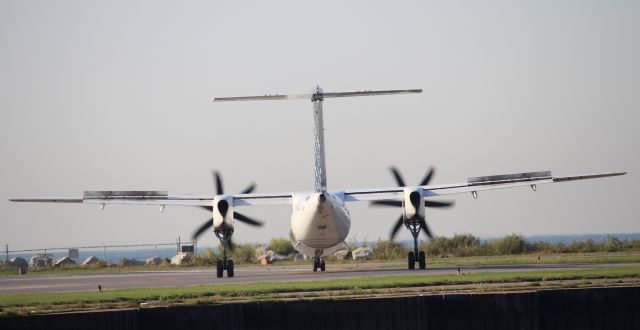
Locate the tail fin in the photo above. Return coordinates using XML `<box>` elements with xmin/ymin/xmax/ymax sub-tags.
<box><xmin>214</xmin><ymin>87</ymin><xmax>422</xmax><ymax>192</ymax></box>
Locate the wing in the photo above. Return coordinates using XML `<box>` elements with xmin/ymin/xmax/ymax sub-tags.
<box><xmin>342</xmin><ymin>171</ymin><xmax>626</xmax><ymax>201</ymax></box>
<box><xmin>10</xmin><ymin>191</ymin><xmax>292</xmax><ymax>207</ymax></box>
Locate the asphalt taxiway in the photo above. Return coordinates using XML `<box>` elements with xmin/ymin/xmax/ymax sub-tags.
<box><xmin>1</xmin><ymin>262</ymin><xmax>637</xmax><ymax>294</ymax></box>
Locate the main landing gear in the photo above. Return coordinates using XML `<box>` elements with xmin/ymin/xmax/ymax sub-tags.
<box><xmin>312</xmin><ymin>250</ymin><xmax>326</xmax><ymax>272</ymax></box>
<box><xmin>215</xmin><ymin>230</ymin><xmax>234</xmax><ymax>278</ymax></box>
<box><xmin>407</xmin><ymin>220</ymin><xmax>427</xmax><ymax>270</ymax></box>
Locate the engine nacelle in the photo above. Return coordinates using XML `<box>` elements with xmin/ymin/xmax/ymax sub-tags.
<box><xmin>403</xmin><ymin>188</ymin><xmax>425</xmax><ymax>220</ymax></box>
<box><xmin>212</xmin><ymin>196</ymin><xmax>234</xmax><ymax>232</ymax></box>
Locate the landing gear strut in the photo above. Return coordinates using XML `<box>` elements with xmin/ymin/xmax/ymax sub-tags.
<box><xmin>312</xmin><ymin>250</ymin><xmax>326</xmax><ymax>272</ymax></box>
<box><xmin>407</xmin><ymin>220</ymin><xmax>426</xmax><ymax>270</ymax></box>
<box><xmin>215</xmin><ymin>230</ymin><xmax>234</xmax><ymax>278</ymax></box>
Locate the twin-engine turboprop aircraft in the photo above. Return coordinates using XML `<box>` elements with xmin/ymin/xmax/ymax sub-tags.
<box><xmin>11</xmin><ymin>86</ymin><xmax>625</xmax><ymax>278</ymax></box>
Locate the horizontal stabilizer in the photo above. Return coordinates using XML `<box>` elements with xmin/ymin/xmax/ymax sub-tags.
<box><xmin>213</xmin><ymin>94</ymin><xmax>312</xmax><ymax>102</ymax></box>
<box><xmin>213</xmin><ymin>88</ymin><xmax>422</xmax><ymax>102</ymax></box>
<box><xmin>323</xmin><ymin>89</ymin><xmax>422</xmax><ymax>99</ymax></box>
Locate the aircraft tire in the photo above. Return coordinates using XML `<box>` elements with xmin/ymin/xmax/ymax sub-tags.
<box><xmin>227</xmin><ymin>259</ymin><xmax>234</xmax><ymax>278</ymax></box>
<box><xmin>216</xmin><ymin>259</ymin><xmax>224</xmax><ymax>278</ymax></box>
<box><xmin>408</xmin><ymin>252</ymin><xmax>415</xmax><ymax>270</ymax></box>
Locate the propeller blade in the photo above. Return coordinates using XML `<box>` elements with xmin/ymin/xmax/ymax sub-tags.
<box><xmin>419</xmin><ymin>219</ymin><xmax>434</xmax><ymax>239</ymax></box>
<box><xmin>425</xmin><ymin>200</ymin><xmax>455</xmax><ymax>208</ymax></box>
<box><xmin>389</xmin><ymin>166</ymin><xmax>406</xmax><ymax>187</ymax></box>
<box><xmin>234</xmin><ymin>212</ymin><xmax>264</xmax><ymax>227</ymax></box>
<box><xmin>192</xmin><ymin>217</ymin><xmax>213</xmax><ymax>240</ymax></box>
<box><xmin>199</xmin><ymin>206</ymin><xmax>213</xmax><ymax>212</ymax></box>
<box><xmin>371</xmin><ymin>200</ymin><xmax>402</xmax><ymax>207</ymax></box>
<box><xmin>240</xmin><ymin>183</ymin><xmax>256</xmax><ymax>194</ymax></box>
<box><xmin>419</xmin><ymin>167</ymin><xmax>435</xmax><ymax>186</ymax></box>
<box><xmin>213</xmin><ymin>171</ymin><xmax>224</xmax><ymax>195</ymax></box>
<box><xmin>390</xmin><ymin>215</ymin><xmax>405</xmax><ymax>240</ymax></box>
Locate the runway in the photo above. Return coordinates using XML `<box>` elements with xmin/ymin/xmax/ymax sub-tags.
<box><xmin>1</xmin><ymin>262</ymin><xmax>637</xmax><ymax>294</ymax></box>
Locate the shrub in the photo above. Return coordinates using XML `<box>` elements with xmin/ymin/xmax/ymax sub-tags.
<box><xmin>230</xmin><ymin>243</ymin><xmax>257</xmax><ymax>263</ymax></box>
<box><xmin>195</xmin><ymin>243</ymin><xmax>259</xmax><ymax>265</ymax></box>
<box><xmin>425</xmin><ymin>234</ymin><xmax>483</xmax><ymax>257</ymax></box>
<box><xmin>491</xmin><ymin>234</ymin><xmax>527</xmax><ymax>255</ymax></box>
<box><xmin>192</xmin><ymin>248</ymin><xmax>217</xmax><ymax>266</ymax></box>
<box><xmin>268</xmin><ymin>237</ymin><xmax>295</xmax><ymax>256</ymax></box>
<box><xmin>605</xmin><ymin>235</ymin><xmax>623</xmax><ymax>252</ymax></box>
<box><xmin>372</xmin><ymin>240</ymin><xmax>407</xmax><ymax>260</ymax></box>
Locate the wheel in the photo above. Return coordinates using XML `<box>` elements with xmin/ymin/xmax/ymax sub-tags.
<box><xmin>313</xmin><ymin>259</ymin><xmax>318</xmax><ymax>272</ymax></box>
<box><xmin>216</xmin><ymin>259</ymin><xmax>224</xmax><ymax>278</ymax></box>
<box><xmin>320</xmin><ymin>260</ymin><xmax>326</xmax><ymax>272</ymax></box>
<box><xmin>226</xmin><ymin>259</ymin><xmax>234</xmax><ymax>278</ymax></box>
<box><xmin>408</xmin><ymin>252</ymin><xmax>415</xmax><ymax>270</ymax></box>
<box><xmin>418</xmin><ymin>251</ymin><xmax>426</xmax><ymax>269</ymax></box>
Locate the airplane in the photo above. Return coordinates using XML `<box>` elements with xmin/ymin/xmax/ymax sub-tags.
<box><xmin>10</xmin><ymin>86</ymin><xmax>626</xmax><ymax>278</ymax></box>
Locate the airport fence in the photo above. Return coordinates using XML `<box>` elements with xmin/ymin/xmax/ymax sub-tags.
<box><xmin>3</xmin><ymin>237</ymin><xmax>198</xmax><ymax>264</ymax></box>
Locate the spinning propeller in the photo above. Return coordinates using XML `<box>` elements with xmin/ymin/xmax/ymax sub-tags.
<box><xmin>371</xmin><ymin>166</ymin><xmax>454</xmax><ymax>240</ymax></box>
<box><xmin>191</xmin><ymin>171</ymin><xmax>264</xmax><ymax>243</ymax></box>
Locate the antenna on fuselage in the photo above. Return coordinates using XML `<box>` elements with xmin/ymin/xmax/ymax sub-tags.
<box><xmin>213</xmin><ymin>87</ymin><xmax>422</xmax><ymax>192</ymax></box>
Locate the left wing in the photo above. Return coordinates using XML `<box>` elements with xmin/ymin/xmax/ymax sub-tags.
<box><xmin>10</xmin><ymin>191</ymin><xmax>293</xmax><ymax>207</ymax></box>
<box><xmin>342</xmin><ymin>171</ymin><xmax>626</xmax><ymax>202</ymax></box>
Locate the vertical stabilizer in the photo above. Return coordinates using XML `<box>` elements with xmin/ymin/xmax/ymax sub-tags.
<box><xmin>312</xmin><ymin>88</ymin><xmax>327</xmax><ymax>192</ymax></box>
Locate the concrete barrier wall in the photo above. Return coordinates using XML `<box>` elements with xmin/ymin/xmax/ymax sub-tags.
<box><xmin>2</xmin><ymin>286</ymin><xmax>639</xmax><ymax>330</ymax></box>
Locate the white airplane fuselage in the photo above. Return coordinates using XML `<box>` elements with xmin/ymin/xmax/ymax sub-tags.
<box><xmin>290</xmin><ymin>192</ymin><xmax>350</xmax><ymax>257</ymax></box>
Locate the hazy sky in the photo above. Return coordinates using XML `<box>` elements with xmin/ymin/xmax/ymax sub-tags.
<box><xmin>1</xmin><ymin>1</ymin><xmax>638</xmax><ymax>250</ymax></box>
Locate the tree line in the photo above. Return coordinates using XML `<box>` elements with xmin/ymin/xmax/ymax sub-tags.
<box><xmin>423</xmin><ymin>234</ymin><xmax>640</xmax><ymax>257</ymax></box>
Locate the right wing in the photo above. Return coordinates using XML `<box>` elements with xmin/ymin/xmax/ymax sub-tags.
<box><xmin>342</xmin><ymin>171</ymin><xmax>626</xmax><ymax>202</ymax></box>
<box><xmin>10</xmin><ymin>191</ymin><xmax>293</xmax><ymax>207</ymax></box>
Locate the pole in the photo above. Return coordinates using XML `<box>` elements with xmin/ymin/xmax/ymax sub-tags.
<box><xmin>5</xmin><ymin>244</ymin><xmax>8</xmax><ymax>261</ymax></box>
<box><xmin>103</xmin><ymin>243</ymin><xmax>107</xmax><ymax>264</ymax></box>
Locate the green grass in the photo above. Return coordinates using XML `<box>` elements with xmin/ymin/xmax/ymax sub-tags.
<box><xmin>424</xmin><ymin>252</ymin><xmax>640</xmax><ymax>267</ymax></box>
<box><xmin>1</xmin><ymin>251</ymin><xmax>638</xmax><ymax>277</ymax></box>
<box><xmin>1</xmin><ymin>266</ymin><xmax>638</xmax><ymax>312</ymax></box>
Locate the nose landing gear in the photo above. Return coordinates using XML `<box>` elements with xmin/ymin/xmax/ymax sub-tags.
<box><xmin>312</xmin><ymin>250</ymin><xmax>326</xmax><ymax>272</ymax></box>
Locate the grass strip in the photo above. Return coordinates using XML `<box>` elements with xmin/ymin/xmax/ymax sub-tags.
<box><xmin>2</xmin><ymin>253</ymin><xmax>639</xmax><ymax>277</ymax></box>
<box><xmin>0</xmin><ymin>266</ymin><xmax>638</xmax><ymax>310</ymax></box>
